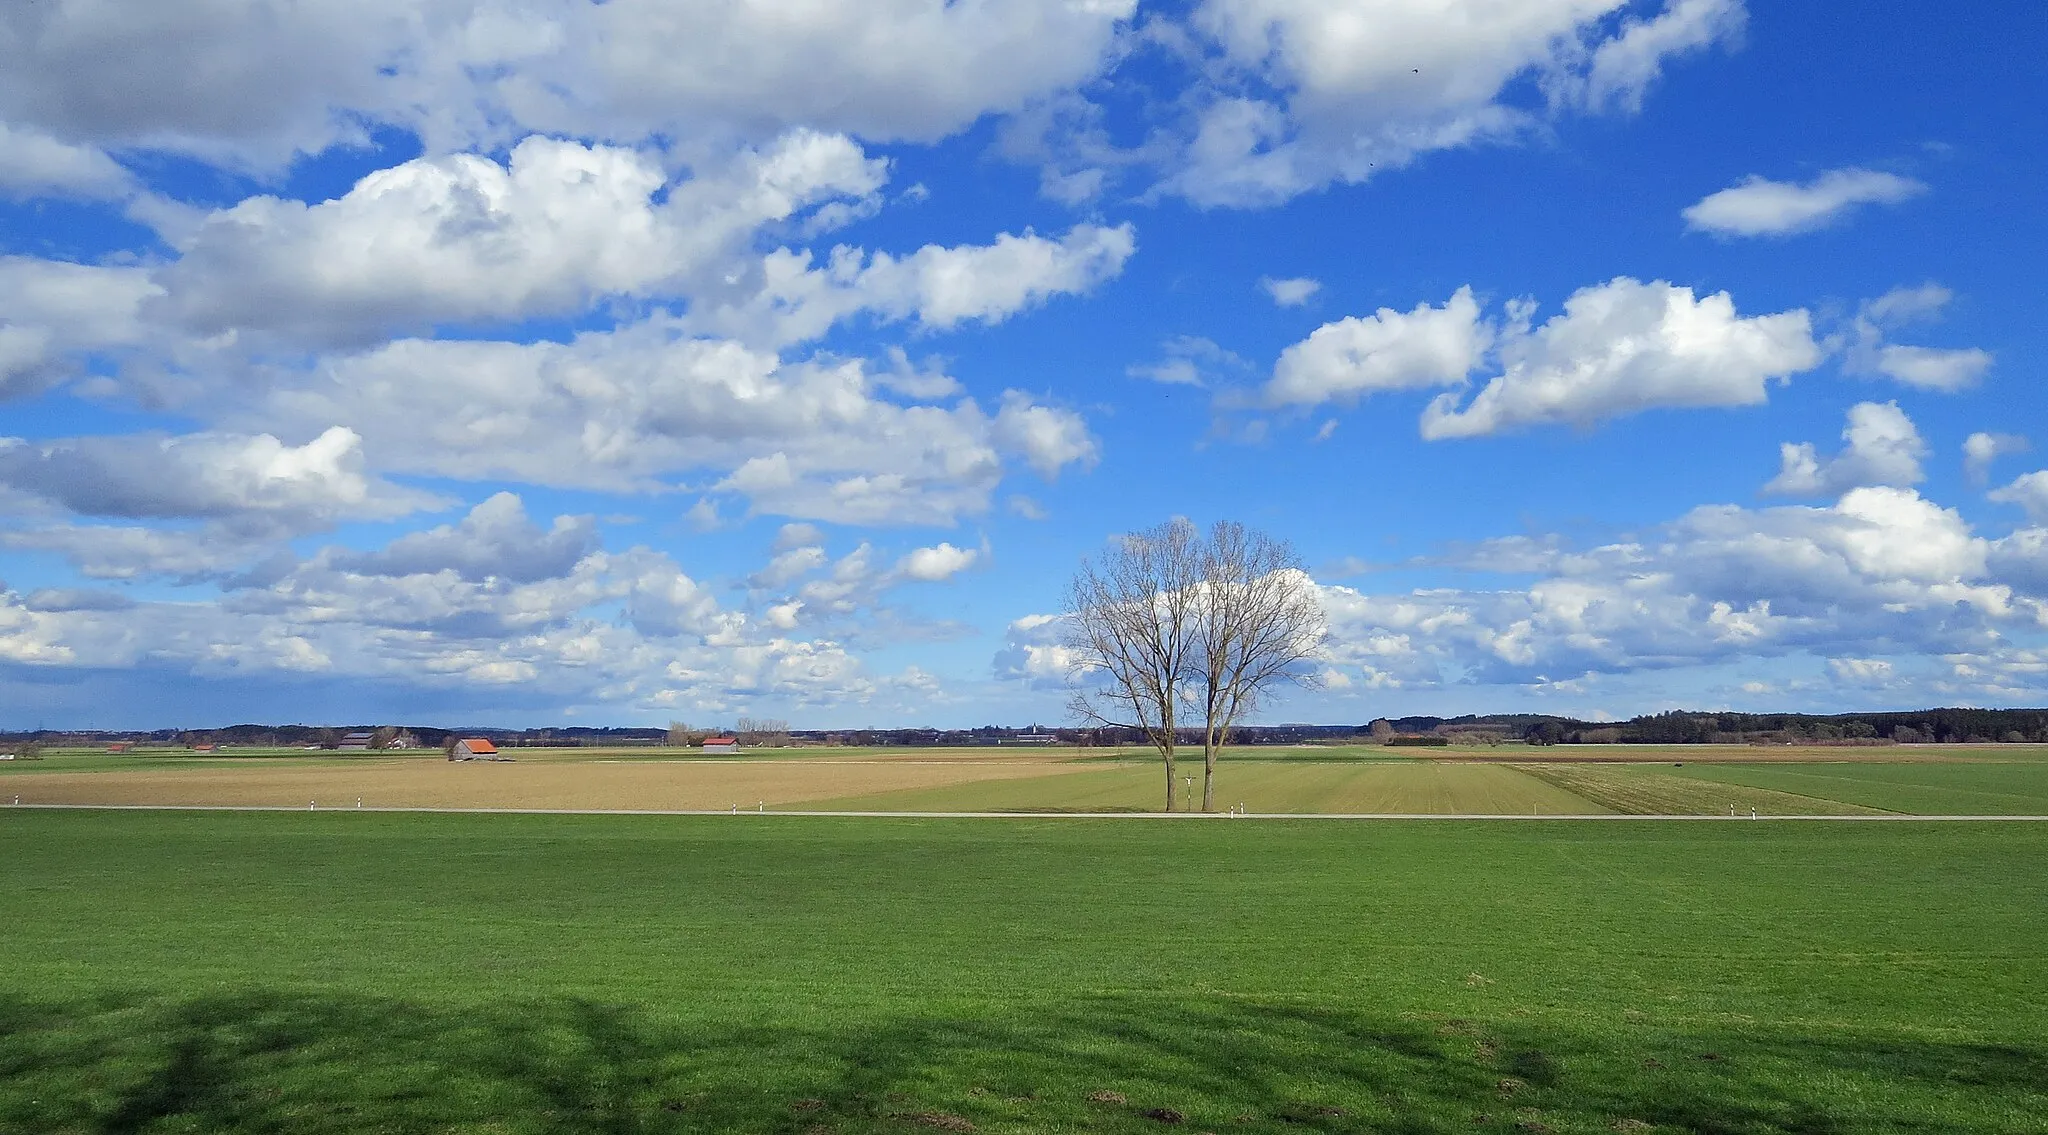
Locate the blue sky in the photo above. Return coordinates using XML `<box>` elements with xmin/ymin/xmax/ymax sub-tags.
<box><xmin>3</xmin><ymin>0</ymin><xmax>2045</xmax><ymax>730</ymax></box>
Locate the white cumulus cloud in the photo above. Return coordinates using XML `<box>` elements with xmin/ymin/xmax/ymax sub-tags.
<box><xmin>154</xmin><ymin>131</ymin><xmax>887</xmax><ymax>344</ymax></box>
<box><xmin>1764</xmin><ymin>401</ymin><xmax>1926</xmax><ymax>498</ymax></box>
<box><xmin>1311</xmin><ymin>483</ymin><xmax>2023</xmax><ymax>695</ymax></box>
<box><xmin>1260</xmin><ymin>276</ymin><xmax>1321</xmax><ymax>306</ymax></box>
<box><xmin>695</xmin><ymin>222</ymin><xmax>1136</xmax><ymax>348</ymax></box>
<box><xmin>1842</xmin><ymin>283</ymin><xmax>1992</xmax><ymax>392</ymax></box>
<box><xmin>0</xmin><ymin>0</ymin><xmax>1136</xmax><ymax>165</ymax></box>
<box><xmin>992</xmin><ymin>612</ymin><xmax>1076</xmax><ymax>688</ymax></box>
<box><xmin>1991</xmin><ymin>472</ymin><xmax>2048</xmax><ymax>526</ymax></box>
<box><xmin>0</xmin><ymin>257</ymin><xmax>162</xmax><ymax>399</ymax></box>
<box><xmin>1127</xmin><ymin>335</ymin><xmax>1248</xmax><ymax>387</ymax></box>
<box><xmin>249</xmin><ymin>323</ymin><xmax>1095</xmax><ymax>525</ymax></box>
<box><xmin>1682</xmin><ymin>168</ymin><xmax>1926</xmax><ymax>237</ymax></box>
<box><xmin>1419</xmin><ymin>277</ymin><xmax>1820</xmax><ymax>438</ymax></box>
<box><xmin>0</xmin><ymin>426</ymin><xmax>436</xmax><ymax>533</ymax></box>
<box><xmin>1264</xmin><ymin>286</ymin><xmax>1487</xmax><ymax>407</ymax></box>
<box><xmin>1158</xmin><ymin>0</ymin><xmax>1744</xmax><ymax>206</ymax></box>
<box><xmin>334</xmin><ymin>492</ymin><xmax>599</xmax><ymax>583</ymax></box>
<box><xmin>1964</xmin><ymin>432</ymin><xmax>2028</xmax><ymax>485</ymax></box>
<box><xmin>0</xmin><ymin>122</ymin><xmax>134</xmax><ymax>200</ymax></box>
<box><xmin>894</xmin><ymin>542</ymin><xmax>982</xmax><ymax>582</ymax></box>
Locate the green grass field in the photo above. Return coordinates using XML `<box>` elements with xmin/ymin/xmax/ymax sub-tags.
<box><xmin>3</xmin><ymin>809</ymin><xmax>2045</xmax><ymax>1133</ymax></box>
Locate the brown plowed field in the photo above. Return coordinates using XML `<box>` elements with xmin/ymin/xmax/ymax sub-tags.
<box><xmin>1</xmin><ymin>755</ymin><xmax>1099</xmax><ymax>811</ymax></box>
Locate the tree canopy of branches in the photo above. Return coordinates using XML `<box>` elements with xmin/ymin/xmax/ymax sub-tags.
<box><xmin>1063</xmin><ymin>520</ymin><xmax>1204</xmax><ymax>811</ymax></box>
<box><xmin>735</xmin><ymin>717</ymin><xmax>793</xmax><ymax>747</ymax></box>
<box><xmin>1191</xmin><ymin>522</ymin><xmax>1325</xmax><ymax>811</ymax></box>
<box><xmin>1063</xmin><ymin>519</ymin><xmax>1324</xmax><ymax>811</ymax></box>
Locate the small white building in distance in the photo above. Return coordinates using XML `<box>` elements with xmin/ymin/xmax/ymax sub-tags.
<box><xmin>701</xmin><ymin>736</ymin><xmax>740</xmax><ymax>754</ymax></box>
<box><xmin>450</xmin><ymin>737</ymin><xmax>499</xmax><ymax>761</ymax></box>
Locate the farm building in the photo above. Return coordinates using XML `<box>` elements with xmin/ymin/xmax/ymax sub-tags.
<box><xmin>701</xmin><ymin>736</ymin><xmax>740</xmax><ymax>754</ymax></box>
<box><xmin>338</xmin><ymin>731</ymin><xmax>375</xmax><ymax>750</ymax></box>
<box><xmin>106</xmin><ymin>742</ymin><xmax>132</xmax><ymax>753</ymax></box>
<box><xmin>450</xmin><ymin>738</ymin><xmax>499</xmax><ymax>761</ymax></box>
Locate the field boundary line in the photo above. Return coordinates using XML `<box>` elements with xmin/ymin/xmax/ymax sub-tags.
<box><xmin>9</xmin><ymin>803</ymin><xmax>2048</xmax><ymax>821</ymax></box>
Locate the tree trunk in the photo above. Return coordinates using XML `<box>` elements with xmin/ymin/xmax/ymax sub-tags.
<box><xmin>1162</xmin><ymin>745</ymin><xmax>1176</xmax><ymax>812</ymax></box>
<box><xmin>1201</xmin><ymin>737</ymin><xmax>1217</xmax><ymax>812</ymax></box>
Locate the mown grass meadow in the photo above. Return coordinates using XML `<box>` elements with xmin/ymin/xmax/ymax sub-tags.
<box><xmin>3</xmin><ymin>808</ymin><xmax>2045</xmax><ymax>1133</ymax></box>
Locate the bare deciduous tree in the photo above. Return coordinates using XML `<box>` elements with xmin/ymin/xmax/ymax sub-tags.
<box><xmin>1062</xmin><ymin>519</ymin><xmax>1204</xmax><ymax>811</ymax></box>
<box><xmin>1191</xmin><ymin>522</ymin><xmax>1325</xmax><ymax>812</ymax></box>
<box><xmin>1063</xmin><ymin>519</ymin><xmax>1324</xmax><ymax>812</ymax></box>
<box><xmin>735</xmin><ymin>716</ymin><xmax>792</xmax><ymax>747</ymax></box>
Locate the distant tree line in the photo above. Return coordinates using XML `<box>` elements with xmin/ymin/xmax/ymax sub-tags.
<box><xmin>0</xmin><ymin>724</ymin><xmax>671</xmax><ymax>749</ymax></box>
<box><xmin>666</xmin><ymin>718</ymin><xmax>793</xmax><ymax>746</ymax></box>
<box><xmin>1508</xmin><ymin>708</ymin><xmax>2048</xmax><ymax>745</ymax></box>
<box><xmin>10</xmin><ymin>707</ymin><xmax>2048</xmax><ymax>749</ymax></box>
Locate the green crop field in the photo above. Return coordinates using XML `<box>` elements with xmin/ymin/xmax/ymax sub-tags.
<box><xmin>0</xmin><ymin>754</ymin><xmax>375</xmax><ymax>777</ymax></box>
<box><xmin>3</xmin><ymin>809</ymin><xmax>2046</xmax><ymax>1134</ymax></box>
<box><xmin>802</xmin><ymin>756</ymin><xmax>2048</xmax><ymax>816</ymax></box>
<box><xmin>801</xmin><ymin>761</ymin><xmax>1600</xmax><ymax>814</ymax></box>
<box><xmin>1506</xmin><ymin>764</ymin><xmax>1892</xmax><ymax>817</ymax></box>
<box><xmin>14</xmin><ymin>746</ymin><xmax>2048</xmax><ymax>816</ymax></box>
<box><xmin>1669</xmin><ymin>762</ymin><xmax>2048</xmax><ymax>815</ymax></box>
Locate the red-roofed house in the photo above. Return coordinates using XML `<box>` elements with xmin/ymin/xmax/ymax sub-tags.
<box><xmin>701</xmin><ymin>736</ymin><xmax>739</xmax><ymax>754</ymax></box>
<box><xmin>450</xmin><ymin>738</ymin><xmax>499</xmax><ymax>761</ymax></box>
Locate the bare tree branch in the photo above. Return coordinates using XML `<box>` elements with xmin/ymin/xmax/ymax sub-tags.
<box><xmin>1192</xmin><ymin>522</ymin><xmax>1325</xmax><ymax>812</ymax></box>
<box><xmin>1061</xmin><ymin>519</ymin><xmax>1203</xmax><ymax>811</ymax></box>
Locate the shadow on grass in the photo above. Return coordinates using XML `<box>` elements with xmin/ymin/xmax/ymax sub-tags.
<box><xmin>1</xmin><ymin>992</ymin><xmax>2042</xmax><ymax>1134</ymax></box>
